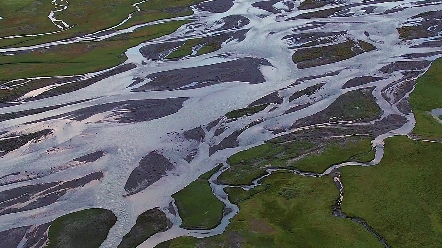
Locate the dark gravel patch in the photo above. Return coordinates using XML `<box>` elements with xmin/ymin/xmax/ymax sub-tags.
<box><xmin>291</xmin><ymin>71</ymin><xmax>340</xmax><ymax>86</ymax></box>
<box><xmin>206</xmin><ymin>118</ymin><xmax>221</xmax><ymax>131</ymax></box>
<box><xmin>214</xmin><ymin>126</ymin><xmax>227</xmax><ymax>136</ymax></box>
<box><xmin>248</xmin><ymin>91</ymin><xmax>282</xmax><ymax>107</ymax></box>
<box><xmin>402</xmin><ymin>51</ymin><xmax>442</xmax><ymax>59</ymax></box>
<box><xmin>298</xmin><ymin>0</ymin><xmax>336</xmax><ymax>10</ymax></box>
<box><xmin>0</xmin><ymin>99</ymin><xmax>89</xmax><ymax>122</ymax></box>
<box><xmin>396</xmin><ymin>98</ymin><xmax>412</xmax><ymax>114</ymax></box>
<box><xmin>361</xmin><ymin>6</ymin><xmax>376</xmax><ymax>14</ymax></box>
<box><xmin>284</xmin><ymin>103</ymin><xmax>311</xmax><ymax>114</ymax></box>
<box><xmin>292</xmin><ymin>21</ymin><xmax>328</xmax><ymax>32</ymax></box>
<box><xmin>73</xmin><ymin>151</ymin><xmax>105</xmax><ymax>163</ymax></box>
<box><xmin>292</xmin><ymin>6</ymin><xmax>348</xmax><ymax>19</ymax></box>
<box><xmin>381</xmin><ymin>78</ymin><xmax>416</xmax><ymax>104</ymax></box>
<box><xmin>0</xmin><ymin>129</ymin><xmax>52</xmax><ymax>156</ymax></box>
<box><xmin>284</xmin><ymin>31</ymin><xmax>346</xmax><ymax>49</ymax></box>
<box><xmin>228</xmin><ymin>29</ymin><xmax>249</xmax><ymax>42</ymax></box>
<box><xmin>139</xmin><ymin>41</ymin><xmax>185</xmax><ymax>61</ymax></box>
<box><xmin>289</xmin><ymin>83</ymin><xmax>324</xmax><ymax>101</ymax></box>
<box><xmin>209</xmin><ymin>129</ymin><xmax>242</xmax><ymax>155</ymax></box>
<box><xmin>214</xmin><ymin>15</ymin><xmax>250</xmax><ymax>31</ymax></box>
<box><xmin>379</xmin><ymin>61</ymin><xmax>431</xmax><ymax>74</ymax></box>
<box><xmin>183</xmin><ymin>126</ymin><xmax>205</xmax><ymax>141</ymax></box>
<box><xmin>343</xmin><ymin>76</ymin><xmax>383</xmax><ymax>88</ymax></box>
<box><xmin>65</xmin><ymin>98</ymin><xmax>187</xmax><ymax>123</ymax></box>
<box><xmin>197</xmin><ymin>0</ymin><xmax>234</xmax><ymax>13</ymax></box>
<box><xmin>133</xmin><ymin>57</ymin><xmax>270</xmax><ymax>91</ymax></box>
<box><xmin>23</xmin><ymin>223</ymin><xmax>51</xmax><ymax>248</ymax></box>
<box><xmin>0</xmin><ymin>172</ymin><xmax>103</xmax><ymax>216</ymax></box>
<box><xmin>184</xmin><ymin>149</ymin><xmax>198</xmax><ymax>163</ymax></box>
<box><xmin>252</xmin><ymin>0</ymin><xmax>281</xmax><ymax>14</ymax></box>
<box><xmin>128</xmin><ymin>77</ymin><xmax>145</xmax><ymax>88</ymax></box>
<box><xmin>412</xmin><ymin>39</ymin><xmax>442</xmax><ymax>48</ymax></box>
<box><xmin>35</xmin><ymin>64</ymin><xmax>136</xmax><ymax>99</ymax></box>
<box><xmin>124</xmin><ymin>152</ymin><xmax>174</xmax><ymax>196</ymax></box>
<box><xmin>0</xmin><ymin>226</ymin><xmax>29</xmax><ymax>248</ymax></box>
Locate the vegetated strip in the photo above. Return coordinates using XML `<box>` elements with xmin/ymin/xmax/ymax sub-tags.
<box><xmin>47</xmin><ymin>208</ymin><xmax>117</xmax><ymax>248</ymax></box>
<box><xmin>0</xmin><ymin>0</ymin><xmax>203</xmax><ymax>48</ymax></box>
<box><xmin>409</xmin><ymin>57</ymin><xmax>442</xmax><ymax>139</ymax></box>
<box><xmin>172</xmin><ymin>166</ymin><xmax>224</xmax><ymax>230</ymax></box>
<box><xmin>158</xmin><ymin>172</ymin><xmax>381</xmax><ymax>247</ymax></box>
<box><xmin>0</xmin><ymin>21</ymin><xmax>189</xmax><ymax>81</ymax></box>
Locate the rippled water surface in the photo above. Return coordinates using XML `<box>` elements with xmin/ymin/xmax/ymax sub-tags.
<box><xmin>0</xmin><ymin>0</ymin><xmax>441</xmax><ymax>247</ymax></box>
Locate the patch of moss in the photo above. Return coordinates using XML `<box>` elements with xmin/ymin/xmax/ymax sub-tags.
<box><xmin>289</xmin><ymin>83</ymin><xmax>324</xmax><ymax>101</ymax></box>
<box><xmin>199</xmin><ymin>164</ymin><xmax>223</xmax><ymax>180</ymax></box>
<box><xmin>324</xmin><ymin>88</ymin><xmax>382</xmax><ymax>122</ymax></box>
<box><xmin>166</xmin><ymin>39</ymin><xmax>203</xmax><ymax>59</ymax></box>
<box><xmin>173</xmin><ymin>179</ymin><xmax>224</xmax><ymax>229</ymax></box>
<box><xmin>292</xmin><ymin>40</ymin><xmax>375</xmax><ymax>69</ymax></box>
<box><xmin>290</xmin><ymin>137</ymin><xmax>374</xmax><ymax>173</ymax></box>
<box><xmin>219</xmin><ymin>140</ymin><xmax>318</xmax><ymax>185</ymax></box>
<box><xmin>218</xmin><ymin>142</ymin><xmax>285</xmax><ymax>185</ymax></box>
<box><xmin>118</xmin><ymin>208</ymin><xmax>169</xmax><ymax>248</ymax></box>
<box><xmin>225</xmin><ymin>104</ymin><xmax>269</xmax><ymax>119</ymax></box>
<box><xmin>47</xmin><ymin>208</ymin><xmax>117</xmax><ymax>248</ymax></box>
<box><xmin>196</xmin><ymin>41</ymin><xmax>222</xmax><ymax>55</ymax></box>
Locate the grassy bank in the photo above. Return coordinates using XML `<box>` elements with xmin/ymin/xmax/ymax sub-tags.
<box><xmin>218</xmin><ymin>136</ymin><xmax>374</xmax><ymax>185</ymax></box>
<box><xmin>409</xmin><ymin>57</ymin><xmax>442</xmax><ymax>139</ymax></box>
<box><xmin>0</xmin><ymin>21</ymin><xmax>187</xmax><ymax>81</ymax></box>
<box><xmin>118</xmin><ymin>208</ymin><xmax>169</xmax><ymax>248</ymax></box>
<box><xmin>158</xmin><ymin>172</ymin><xmax>381</xmax><ymax>247</ymax></box>
<box><xmin>47</xmin><ymin>208</ymin><xmax>117</xmax><ymax>248</ymax></box>
<box><xmin>0</xmin><ymin>0</ymin><xmax>202</xmax><ymax>48</ymax></box>
<box><xmin>172</xmin><ymin>166</ymin><xmax>224</xmax><ymax>229</ymax></box>
<box><xmin>338</xmin><ymin>56</ymin><xmax>442</xmax><ymax>247</ymax></box>
<box><xmin>292</xmin><ymin>40</ymin><xmax>375</xmax><ymax>69</ymax></box>
<box><xmin>341</xmin><ymin>136</ymin><xmax>442</xmax><ymax>247</ymax></box>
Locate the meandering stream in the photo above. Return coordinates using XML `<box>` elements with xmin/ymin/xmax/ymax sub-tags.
<box><xmin>0</xmin><ymin>0</ymin><xmax>441</xmax><ymax>247</ymax></box>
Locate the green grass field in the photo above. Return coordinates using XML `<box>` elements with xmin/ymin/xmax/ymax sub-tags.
<box><xmin>218</xmin><ymin>136</ymin><xmax>373</xmax><ymax>186</ymax></box>
<box><xmin>341</xmin><ymin>136</ymin><xmax>442</xmax><ymax>247</ymax></box>
<box><xmin>409</xmin><ymin>57</ymin><xmax>442</xmax><ymax>139</ymax></box>
<box><xmin>0</xmin><ymin>0</ymin><xmax>201</xmax><ymax>48</ymax></box>
<box><xmin>118</xmin><ymin>208</ymin><xmax>169</xmax><ymax>248</ymax></box>
<box><xmin>172</xmin><ymin>167</ymin><xmax>224</xmax><ymax>229</ymax></box>
<box><xmin>158</xmin><ymin>172</ymin><xmax>381</xmax><ymax>248</ymax></box>
<box><xmin>0</xmin><ymin>21</ymin><xmax>188</xmax><ymax>81</ymax></box>
<box><xmin>338</xmin><ymin>57</ymin><xmax>442</xmax><ymax>247</ymax></box>
<box><xmin>156</xmin><ymin>57</ymin><xmax>442</xmax><ymax>248</ymax></box>
<box><xmin>0</xmin><ymin>0</ymin><xmax>207</xmax><ymax>98</ymax></box>
<box><xmin>47</xmin><ymin>208</ymin><xmax>117</xmax><ymax>248</ymax></box>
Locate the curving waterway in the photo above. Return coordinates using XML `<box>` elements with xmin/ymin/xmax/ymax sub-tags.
<box><xmin>0</xmin><ymin>0</ymin><xmax>442</xmax><ymax>247</ymax></box>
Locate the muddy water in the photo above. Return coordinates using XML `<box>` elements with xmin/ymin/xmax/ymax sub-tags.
<box><xmin>0</xmin><ymin>0</ymin><xmax>442</xmax><ymax>247</ymax></box>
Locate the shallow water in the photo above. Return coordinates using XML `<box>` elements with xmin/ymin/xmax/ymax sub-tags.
<box><xmin>0</xmin><ymin>0</ymin><xmax>442</xmax><ymax>247</ymax></box>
